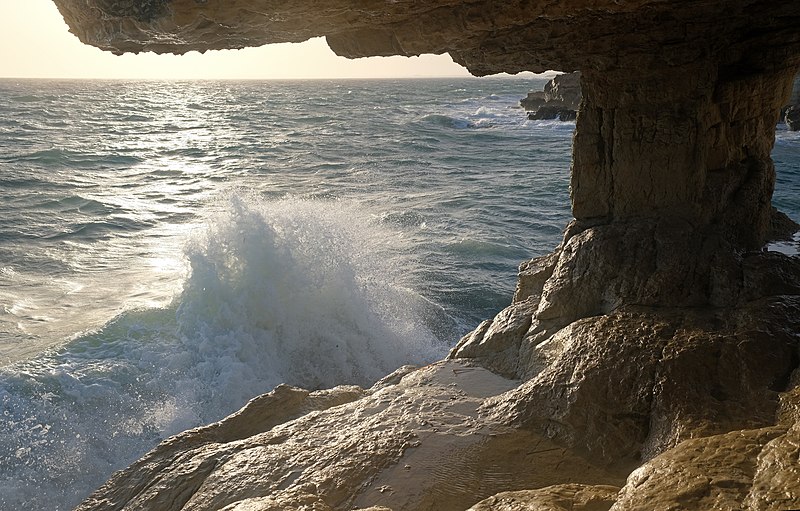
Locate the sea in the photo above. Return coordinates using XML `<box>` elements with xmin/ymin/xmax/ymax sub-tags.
<box><xmin>0</xmin><ymin>77</ymin><xmax>797</xmax><ymax>510</ymax></box>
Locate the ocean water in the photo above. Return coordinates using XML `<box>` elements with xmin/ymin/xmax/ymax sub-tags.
<box><xmin>0</xmin><ymin>77</ymin><xmax>797</xmax><ymax>510</ymax></box>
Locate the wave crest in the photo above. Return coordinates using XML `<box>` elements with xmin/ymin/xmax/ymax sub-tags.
<box><xmin>176</xmin><ymin>195</ymin><xmax>443</xmax><ymax>393</ymax></box>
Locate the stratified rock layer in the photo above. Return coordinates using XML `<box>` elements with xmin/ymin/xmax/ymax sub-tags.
<box><xmin>50</xmin><ymin>0</ymin><xmax>800</xmax><ymax>510</ymax></box>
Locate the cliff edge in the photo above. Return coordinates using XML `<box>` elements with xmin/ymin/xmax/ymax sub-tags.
<box><xmin>51</xmin><ymin>1</ymin><xmax>800</xmax><ymax>509</ymax></box>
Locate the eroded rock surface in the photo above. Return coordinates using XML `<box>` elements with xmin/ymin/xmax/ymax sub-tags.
<box><xmin>521</xmin><ymin>72</ymin><xmax>582</xmax><ymax>121</ymax></box>
<box><xmin>611</xmin><ymin>392</ymin><xmax>800</xmax><ymax>511</ymax></box>
<box><xmin>76</xmin><ymin>361</ymin><xmax>630</xmax><ymax>511</ymax></box>
<box><xmin>467</xmin><ymin>484</ymin><xmax>620</xmax><ymax>511</ymax></box>
<box><xmin>782</xmin><ymin>74</ymin><xmax>800</xmax><ymax>130</ymax></box>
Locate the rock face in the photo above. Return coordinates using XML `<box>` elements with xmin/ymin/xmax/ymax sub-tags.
<box><xmin>74</xmin><ymin>362</ymin><xmax>633</xmax><ymax>511</ymax></box>
<box><xmin>783</xmin><ymin>74</ymin><xmax>800</xmax><ymax>130</ymax></box>
<box><xmin>50</xmin><ymin>0</ymin><xmax>800</xmax><ymax>510</ymax></box>
<box><xmin>521</xmin><ymin>72</ymin><xmax>582</xmax><ymax>121</ymax></box>
<box><xmin>467</xmin><ymin>484</ymin><xmax>620</xmax><ymax>511</ymax></box>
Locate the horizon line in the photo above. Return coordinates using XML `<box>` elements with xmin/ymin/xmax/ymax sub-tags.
<box><xmin>0</xmin><ymin>72</ymin><xmax>557</xmax><ymax>82</ymax></box>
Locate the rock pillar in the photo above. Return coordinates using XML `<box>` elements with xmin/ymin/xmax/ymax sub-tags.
<box><xmin>571</xmin><ymin>64</ymin><xmax>797</xmax><ymax>249</ymax></box>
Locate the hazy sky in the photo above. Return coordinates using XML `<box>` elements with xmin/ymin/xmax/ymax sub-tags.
<box><xmin>0</xmin><ymin>0</ymin><xmax>476</xmax><ymax>79</ymax></box>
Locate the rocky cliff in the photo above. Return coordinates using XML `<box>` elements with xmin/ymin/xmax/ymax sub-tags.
<box><xmin>52</xmin><ymin>1</ymin><xmax>800</xmax><ymax>510</ymax></box>
<box><xmin>783</xmin><ymin>74</ymin><xmax>800</xmax><ymax>130</ymax></box>
<box><xmin>521</xmin><ymin>72</ymin><xmax>582</xmax><ymax>121</ymax></box>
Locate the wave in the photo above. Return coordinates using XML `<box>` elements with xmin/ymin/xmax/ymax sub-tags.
<box><xmin>37</xmin><ymin>195</ymin><xmax>114</xmax><ymax>215</ymax></box>
<box><xmin>419</xmin><ymin>113</ymin><xmax>474</xmax><ymax>129</ymax></box>
<box><xmin>118</xmin><ymin>114</ymin><xmax>152</xmax><ymax>122</ymax></box>
<box><xmin>177</xmin><ymin>195</ymin><xmax>443</xmax><ymax>391</ymax></box>
<box><xmin>10</xmin><ymin>94</ymin><xmax>46</xmax><ymax>103</ymax></box>
<box><xmin>6</xmin><ymin>148</ymin><xmax>144</xmax><ymax>168</ymax></box>
<box><xmin>524</xmin><ymin>118</ymin><xmax>577</xmax><ymax>130</ymax></box>
<box><xmin>775</xmin><ymin>125</ymin><xmax>800</xmax><ymax>144</ymax></box>
<box><xmin>0</xmin><ymin>195</ymin><xmax>446</xmax><ymax>510</ymax></box>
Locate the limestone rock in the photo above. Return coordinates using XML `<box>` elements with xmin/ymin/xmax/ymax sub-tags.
<box><xmin>448</xmin><ymin>298</ymin><xmax>536</xmax><ymax>379</ymax></box>
<box><xmin>467</xmin><ymin>484</ymin><xmax>620</xmax><ymax>511</ymax></box>
<box><xmin>520</xmin><ymin>91</ymin><xmax>547</xmax><ymax>112</ymax></box>
<box><xmin>76</xmin><ymin>361</ymin><xmax>629</xmax><ymax>511</ymax></box>
<box><xmin>74</xmin><ymin>384</ymin><xmax>366</xmax><ymax>511</ymax></box>
<box><xmin>512</xmin><ymin>252</ymin><xmax>558</xmax><ymax>304</ymax></box>
<box><xmin>786</xmin><ymin>105</ymin><xmax>800</xmax><ymax>131</ymax></box>
<box><xmin>73</xmin><ymin>255</ymin><xmax>799</xmax><ymax>510</ymax></box>
<box><xmin>544</xmin><ymin>73</ymin><xmax>582</xmax><ymax>111</ymax></box>
<box><xmin>790</xmin><ymin>73</ymin><xmax>800</xmax><ymax>106</ymax></box>
<box><xmin>601</xmin><ymin>371</ymin><xmax>800</xmax><ymax>510</ymax></box>
<box><xmin>557</xmin><ymin>110</ymin><xmax>577</xmax><ymax>121</ymax></box>
<box><xmin>782</xmin><ymin>73</ymin><xmax>800</xmax><ymax>130</ymax></box>
<box><xmin>521</xmin><ymin>72</ymin><xmax>581</xmax><ymax>121</ymax></box>
<box><xmin>527</xmin><ymin>105</ymin><xmax>574</xmax><ymax>121</ymax></box>
<box><xmin>612</xmin><ymin>428</ymin><xmax>787</xmax><ymax>511</ymax></box>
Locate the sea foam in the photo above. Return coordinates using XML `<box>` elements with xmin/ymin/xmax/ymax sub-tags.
<box><xmin>176</xmin><ymin>195</ymin><xmax>444</xmax><ymax>397</ymax></box>
<box><xmin>0</xmin><ymin>194</ymin><xmax>444</xmax><ymax>510</ymax></box>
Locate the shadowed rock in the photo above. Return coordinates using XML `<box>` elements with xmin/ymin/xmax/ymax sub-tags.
<box><xmin>522</xmin><ymin>72</ymin><xmax>581</xmax><ymax>121</ymax></box>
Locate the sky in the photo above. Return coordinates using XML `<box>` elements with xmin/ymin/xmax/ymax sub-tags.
<box><xmin>0</xmin><ymin>0</ymin><xmax>477</xmax><ymax>80</ymax></box>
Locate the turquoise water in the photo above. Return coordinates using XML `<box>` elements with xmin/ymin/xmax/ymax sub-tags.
<box><xmin>0</xmin><ymin>77</ymin><xmax>797</xmax><ymax>510</ymax></box>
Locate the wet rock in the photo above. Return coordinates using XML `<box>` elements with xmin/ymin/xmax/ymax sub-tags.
<box><xmin>467</xmin><ymin>484</ymin><xmax>620</xmax><ymax>511</ymax></box>
<box><xmin>76</xmin><ymin>361</ymin><xmax>630</xmax><ymax>511</ymax></box>
<box><xmin>527</xmin><ymin>105</ymin><xmax>575</xmax><ymax>121</ymax></box>
<box><xmin>519</xmin><ymin>91</ymin><xmax>546</xmax><ymax>112</ymax></box>
<box><xmin>611</xmin><ymin>427</ymin><xmax>799</xmax><ymax>510</ymax></box>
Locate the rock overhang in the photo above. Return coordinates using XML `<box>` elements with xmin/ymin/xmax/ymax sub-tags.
<box><xmin>50</xmin><ymin>0</ymin><xmax>800</xmax><ymax>253</ymax></box>
<box><xmin>51</xmin><ymin>1</ymin><xmax>800</xmax><ymax>77</ymax></box>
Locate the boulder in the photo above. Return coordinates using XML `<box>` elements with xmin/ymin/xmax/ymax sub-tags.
<box><xmin>519</xmin><ymin>91</ymin><xmax>547</xmax><ymax>112</ymax></box>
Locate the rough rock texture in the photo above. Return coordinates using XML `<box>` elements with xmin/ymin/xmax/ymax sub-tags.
<box><xmin>521</xmin><ymin>72</ymin><xmax>582</xmax><ymax>121</ymax></box>
<box><xmin>75</xmin><ymin>361</ymin><xmax>631</xmax><ymax>511</ymax></box>
<box><xmin>466</xmin><ymin>484</ymin><xmax>620</xmax><ymax>511</ymax></box>
<box><xmin>787</xmin><ymin>106</ymin><xmax>800</xmax><ymax>131</ymax></box>
<box><xmin>609</xmin><ymin>372</ymin><xmax>800</xmax><ymax>511</ymax></box>
<box><xmin>783</xmin><ymin>74</ymin><xmax>800</xmax><ymax>130</ymax></box>
<box><xmin>52</xmin><ymin>1</ymin><xmax>800</xmax><ymax>510</ymax></box>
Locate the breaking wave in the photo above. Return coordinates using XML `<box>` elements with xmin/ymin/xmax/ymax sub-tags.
<box><xmin>0</xmin><ymin>195</ymin><xmax>445</xmax><ymax>510</ymax></box>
